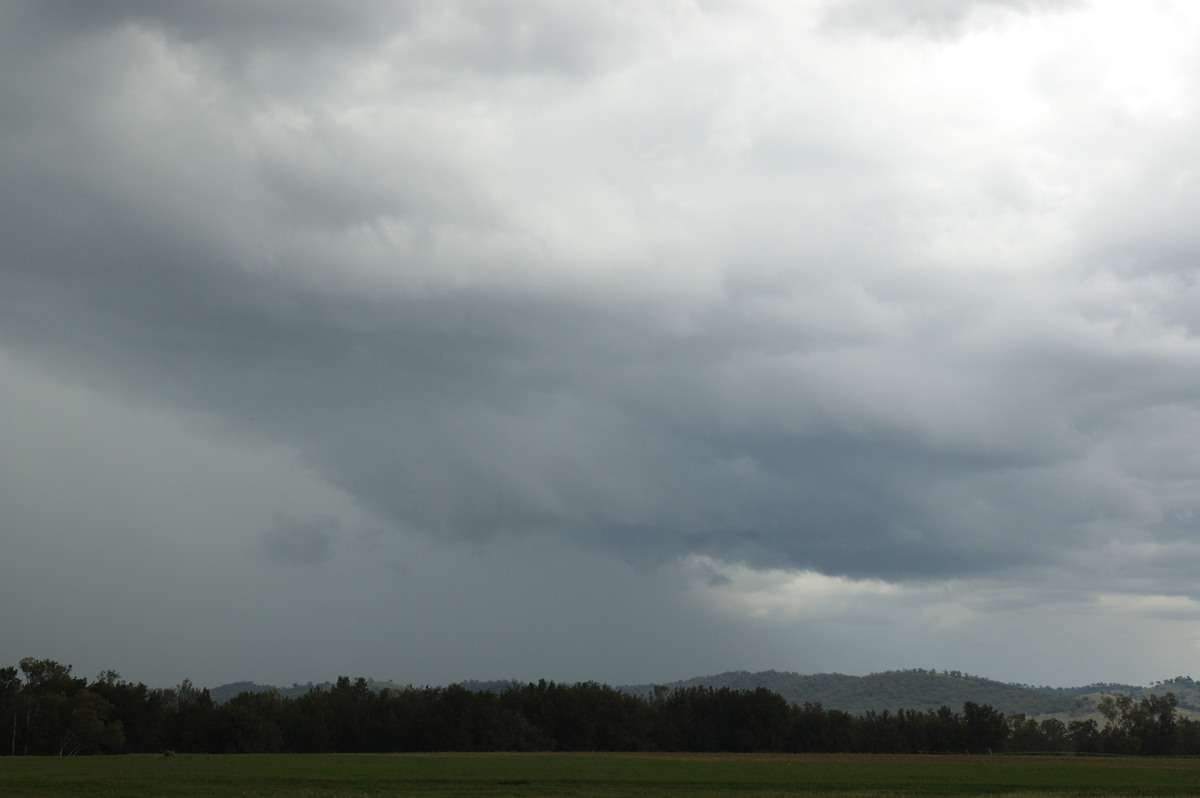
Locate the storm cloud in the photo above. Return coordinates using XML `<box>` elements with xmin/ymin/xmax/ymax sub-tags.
<box><xmin>4</xmin><ymin>0</ymin><xmax>1200</xmax><ymax>689</ymax></box>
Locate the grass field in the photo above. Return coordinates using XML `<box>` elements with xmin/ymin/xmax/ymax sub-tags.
<box><xmin>4</xmin><ymin>752</ymin><xmax>1200</xmax><ymax>797</ymax></box>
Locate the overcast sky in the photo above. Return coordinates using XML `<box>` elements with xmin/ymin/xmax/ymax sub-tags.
<box><xmin>4</xmin><ymin>0</ymin><xmax>1200</xmax><ymax>691</ymax></box>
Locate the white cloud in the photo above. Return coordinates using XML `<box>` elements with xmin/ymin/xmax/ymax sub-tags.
<box><xmin>681</xmin><ymin>556</ymin><xmax>904</xmax><ymax>621</ymax></box>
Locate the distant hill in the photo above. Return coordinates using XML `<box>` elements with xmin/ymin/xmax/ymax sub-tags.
<box><xmin>1031</xmin><ymin>676</ymin><xmax>1200</xmax><ymax>704</ymax></box>
<box><xmin>207</xmin><ymin>680</ymin><xmax>330</xmax><ymax>704</ymax></box>
<box><xmin>208</xmin><ymin>678</ymin><xmax>422</xmax><ymax>703</ymax></box>
<box><xmin>204</xmin><ymin>670</ymin><xmax>1200</xmax><ymax>717</ymax></box>
<box><xmin>1094</xmin><ymin>676</ymin><xmax>1200</xmax><ymax>710</ymax></box>
<box><xmin>615</xmin><ymin>670</ymin><xmax>1066</xmax><ymax>715</ymax></box>
<box><xmin>616</xmin><ymin>670</ymin><xmax>1200</xmax><ymax>717</ymax></box>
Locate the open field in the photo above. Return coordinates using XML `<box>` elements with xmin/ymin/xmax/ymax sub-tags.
<box><xmin>4</xmin><ymin>753</ymin><xmax>1200</xmax><ymax>797</ymax></box>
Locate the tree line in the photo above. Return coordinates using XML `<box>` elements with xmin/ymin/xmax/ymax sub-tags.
<box><xmin>4</xmin><ymin>658</ymin><xmax>1199</xmax><ymax>756</ymax></box>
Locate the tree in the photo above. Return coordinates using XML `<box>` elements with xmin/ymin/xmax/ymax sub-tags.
<box><xmin>16</xmin><ymin>658</ymin><xmax>86</xmax><ymax>755</ymax></box>
<box><xmin>54</xmin><ymin>690</ymin><xmax>124</xmax><ymax>755</ymax></box>
<box><xmin>1</xmin><ymin>667</ymin><xmax>19</xmax><ymax>756</ymax></box>
<box><xmin>163</xmin><ymin>680</ymin><xmax>217</xmax><ymax>753</ymax></box>
<box><xmin>1138</xmin><ymin>693</ymin><xmax>1180</xmax><ymax>755</ymax></box>
<box><xmin>216</xmin><ymin>691</ymin><xmax>283</xmax><ymax>753</ymax></box>
<box><xmin>924</xmin><ymin>705</ymin><xmax>962</xmax><ymax>752</ymax></box>
<box><xmin>961</xmin><ymin>702</ymin><xmax>1007</xmax><ymax>752</ymax></box>
<box><xmin>1098</xmin><ymin>692</ymin><xmax>1181</xmax><ymax>755</ymax></box>
<box><xmin>1067</xmin><ymin>718</ymin><xmax>1100</xmax><ymax>753</ymax></box>
<box><xmin>88</xmin><ymin>676</ymin><xmax>169</xmax><ymax>753</ymax></box>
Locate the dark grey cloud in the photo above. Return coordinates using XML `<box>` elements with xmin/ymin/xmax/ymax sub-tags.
<box><xmin>256</xmin><ymin>513</ymin><xmax>339</xmax><ymax>566</ymax></box>
<box><xmin>1</xmin><ymin>0</ymin><xmax>1196</xmax><ymax>585</ymax></box>
<box><xmin>5</xmin><ymin>1</ymin><xmax>1200</xmax><ymax>687</ymax></box>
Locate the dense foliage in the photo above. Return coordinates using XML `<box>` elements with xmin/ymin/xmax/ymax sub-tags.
<box><xmin>5</xmin><ymin>658</ymin><xmax>1200</xmax><ymax>756</ymax></box>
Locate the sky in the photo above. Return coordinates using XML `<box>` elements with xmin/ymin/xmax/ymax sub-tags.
<box><xmin>4</xmin><ymin>0</ymin><xmax>1200</xmax><ymax>692</ymax></box>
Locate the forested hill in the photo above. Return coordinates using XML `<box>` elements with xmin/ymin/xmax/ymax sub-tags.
<box><xmin>618</xmin><ymin>670</ymin><xmax>1111</xmax><ymax>716</ymax></box>
<box><xmin>206</xmin><ymin>671</ymin><xmax>1200</xmax><ymax>717</ymax></box>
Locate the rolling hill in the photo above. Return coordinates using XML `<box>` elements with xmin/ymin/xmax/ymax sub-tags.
<box><xmin>206</xmin><ymin>670</ymin><xmax>1200</xmax><ymax>717</ymax></box>
<box><xmin>618</xmin><ymin>669</ymin><xmax>1100</xmax><ymax>716</ymax></box>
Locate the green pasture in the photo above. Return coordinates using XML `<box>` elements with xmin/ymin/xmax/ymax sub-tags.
<box><xmin>3</xmin><ymin>753</ymin><xmax>1200</xmax><ymax>797</ymax></box>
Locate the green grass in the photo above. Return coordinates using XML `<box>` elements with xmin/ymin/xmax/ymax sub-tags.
<box><xmin>3</xmin><ymin>753</ymin><xmax>1200</xmax><ymax>797</ymax></box>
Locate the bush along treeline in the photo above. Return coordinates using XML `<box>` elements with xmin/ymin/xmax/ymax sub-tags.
<box><xmin>5</xmin><ymin>658</ymin><xmax>1200</xmax><ymax>756</ymax></box>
